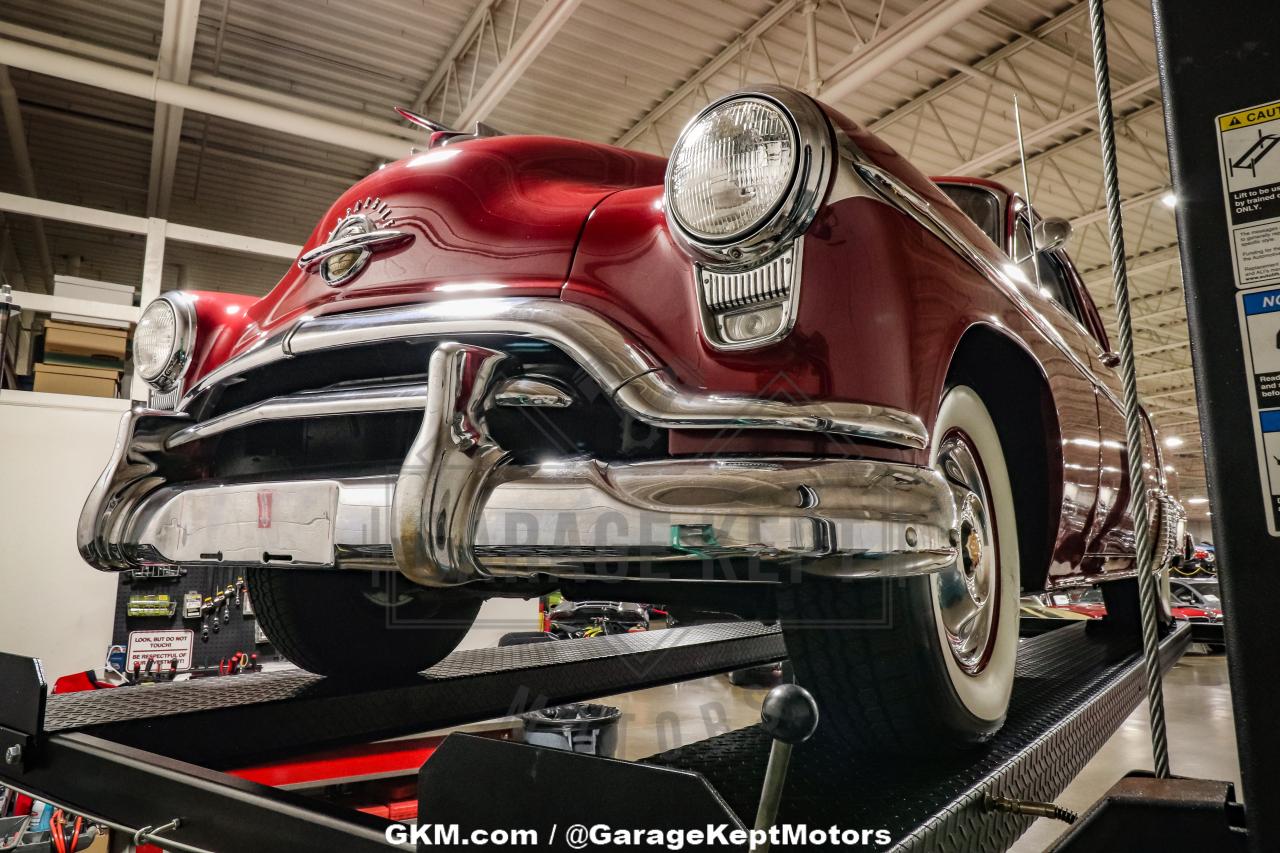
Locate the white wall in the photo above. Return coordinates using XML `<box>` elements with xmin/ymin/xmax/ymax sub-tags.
<box><xmin>0</xmin><ymin>390</ymin><xmax>537</xmax><ymax>680</ymax></box>
<box><xmin>457</xmin><ymin>598</ymin><xmax>542</xmax><ymax>650</ymax></box>
<box><xmin>0</xmin><ymin>391</ymin><xmax>128</xmax><ymax>682</ymax></box>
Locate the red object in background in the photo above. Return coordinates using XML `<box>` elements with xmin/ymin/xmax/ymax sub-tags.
<box><xmin>1057</xmin><ymin>602</ymin><xmax>1107</xmax><ymax>619</ymax></box>
<box><xmin>52</xmin><ymin>671</ymin><xmax>114</xmax><ymax>694</ymax></box>
<box><xmin>229</xmin><ymin>735</ymin><xmax>442</xmax><ymax>789</ymax></box>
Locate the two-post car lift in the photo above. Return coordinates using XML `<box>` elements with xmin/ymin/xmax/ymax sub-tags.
<box><xmin>0</xmin><ymin>614</ymin><xmax>1190</xmax><ymax>852</ymax></box>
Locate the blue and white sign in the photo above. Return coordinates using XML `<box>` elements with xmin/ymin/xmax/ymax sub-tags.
<box><xmin>1237</xmin><ymin>286</ymin><xmax>1280</xmax><ymax>532</ymax></box>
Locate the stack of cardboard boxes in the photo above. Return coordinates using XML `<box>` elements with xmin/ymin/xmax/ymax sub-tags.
<box><xmin>32</xmin><ymin>277</ymin><xmax>135</xmax><ymax>399</ymax></box>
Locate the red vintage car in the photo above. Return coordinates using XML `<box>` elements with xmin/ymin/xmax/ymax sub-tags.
<box><xmin>79</xmin><ymin>85</ymin><xmax>1187</xmax><ymax>752</ymax></box>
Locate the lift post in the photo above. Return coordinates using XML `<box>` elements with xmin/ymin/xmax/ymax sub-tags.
<box><xmin>1152</xmin><ymin>3</ymin><xmax>1280</xmax><ymax>850</ymax></box>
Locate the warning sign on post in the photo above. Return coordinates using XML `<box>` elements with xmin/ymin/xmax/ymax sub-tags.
<box><xmin>1218</xmin><ymin>99</ymin><xmax>1280</xmax><ymax>286</ymax></box>
<box><xmin>126</xmin><ymin>629</ymin><xmax>194</xmax><ymax>671</ymax></box>
<box><xmin>1220</xmin><ymin>98</ymin><xmax>1280</xmax><ymax>536</ymax></box>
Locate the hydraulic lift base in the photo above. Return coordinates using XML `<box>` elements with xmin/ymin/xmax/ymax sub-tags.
<box><xmin>0</xmin><ymin>619</ymin><xmax>1190</xmax><ymax>852</ymax></box>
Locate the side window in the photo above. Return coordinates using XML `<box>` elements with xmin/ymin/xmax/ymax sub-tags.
<box><xmin>1014</xmin><ymin>215</ymin><xmax>1086</xmax><ymax>326</ymax></box>
<box><xmin>1172</xmin><ymin>586</ymin><xmax>1198</xmax><ymax>605</ymax></box>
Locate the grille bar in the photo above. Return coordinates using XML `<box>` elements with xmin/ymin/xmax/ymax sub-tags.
<box><xmin>699</xmin><ymin>245</ymin><xmax>795</xmax><ymax>311</ymax></box>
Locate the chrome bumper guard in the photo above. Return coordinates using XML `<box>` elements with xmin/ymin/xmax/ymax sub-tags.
<box><xmin>80</xmin><ymin>337</ymin><xmax>961</xmax><ymax>585</ymax></box>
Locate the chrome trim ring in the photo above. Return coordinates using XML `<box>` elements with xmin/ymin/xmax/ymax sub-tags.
<box><xmin>934</xmin><ymin>430</ymin><xmax>1000</xmax><ymax>675</ymax></box>
<box><xmin>138</xmin><ymin>292</ymin><xmax>197</xmax><ymax>392</ymax></box>
<box><xmin>664</xmin><ymin>85</ymin><xmax>835</xmax><ymax>269</ymax></box>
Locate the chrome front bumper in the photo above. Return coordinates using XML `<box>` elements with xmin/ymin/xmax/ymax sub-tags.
<box><xmin>80</xmin><ymin>308</ymin><xmax>962</xmax><ymax>586</ymax></box>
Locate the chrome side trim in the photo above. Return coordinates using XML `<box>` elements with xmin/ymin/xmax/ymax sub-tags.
<box><xmin>612</xmin><ymin>368</ymin><xmax>925</xmax><ymax>448</ymax></box>
<box><xmin>186</xmin><ymin>298</ymin><xmax>929</xmax><ymax>449</ymax></box>
<box><xmin>166</xmin><ymin>383</ymin><xmax>431</xmax><ymax>449</ymax></box>
<box><xmin>835</xmin><ymin>142</ymin><xmax>1124</xmax><ymax>412</ymax></box>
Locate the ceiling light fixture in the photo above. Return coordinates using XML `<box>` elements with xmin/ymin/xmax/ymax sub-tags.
<box><xmin>1164</xmin><ymin>435</ymin><xmax>1185</xmax><ymax>449</ymax></box>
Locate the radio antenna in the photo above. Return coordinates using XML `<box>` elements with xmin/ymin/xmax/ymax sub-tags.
<box><xmin>1013</xmin><ymin>95</ymin><xmax>1043</xmax><ymax>290</ymax></box>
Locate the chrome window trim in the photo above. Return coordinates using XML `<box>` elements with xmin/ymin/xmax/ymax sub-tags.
<box><xmin>139</xmin><ymin>291</ymin><xmax>197</xmax><ymax>392</ymax></box>
<box><xmin>174</xmin><ymin>298</ymin><xmax>928</xmax><ymax>450</ymax></box>
<box><xmin>664</xmin><ymin>86</ymin><xmax>835</xmax><ymax>269</ymax></box>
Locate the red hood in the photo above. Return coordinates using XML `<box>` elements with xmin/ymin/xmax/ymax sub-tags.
<box><xmin>188</xmin><ymin>136</ymin><xmax>665</xmax><ymax>384</ymax></box>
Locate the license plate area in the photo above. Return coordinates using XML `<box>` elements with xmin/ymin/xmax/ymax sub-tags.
<box><xmin>152</xmin><ymin>481</ymin><xmax>339</xmax><ymax>566</ymax></box>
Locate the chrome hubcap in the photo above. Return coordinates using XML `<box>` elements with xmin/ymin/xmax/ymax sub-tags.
<box><xmin>936</xmin><ymin>432</ymin><xmax>998</xmax><ymax>674</ymax></box>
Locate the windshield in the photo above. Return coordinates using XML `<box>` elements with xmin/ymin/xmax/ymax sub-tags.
<box><xmin>939</xmin><ymin>183</ymin><xmax>1003</xmax><ymax>245</ymax></box>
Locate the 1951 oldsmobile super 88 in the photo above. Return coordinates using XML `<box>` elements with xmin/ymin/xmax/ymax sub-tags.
<box><xmin>79</xmin><ymin>85</ymin><xmax>1186</xmax><ymax>752</ymax></box>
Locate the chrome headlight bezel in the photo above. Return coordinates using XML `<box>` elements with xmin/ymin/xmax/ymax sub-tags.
<box><xmin>664</xmin><ymin>85</ymin><xmax>835</xmax><ymax>268</ymax></box>
<box><xmin>135</xmin><ymin>292</ymin><xmax>196</xmax><ymax>392</ymax></box>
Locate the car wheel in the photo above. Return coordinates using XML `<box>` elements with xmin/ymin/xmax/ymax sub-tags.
<box><xmin>780</xmin><ymin>385</ymin><xmax>1020</xmax><ymax>752</ymax></box>
<box><xmin>248</xmin><ymin>568</ymin><xmax>482</xmax><ymax>678</ymax></box>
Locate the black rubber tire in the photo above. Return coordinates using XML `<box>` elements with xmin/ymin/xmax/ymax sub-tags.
<box><xmin>779</xmin><ymin>576</ymin><xmax>998</xmax><ymax>753</ymax></box>
<box><xmin>248</xmin><ymin>568</ymin><xmax>482</xmax><ymax>678</ymax></box>
<box><xmin>779</xmin><ymin>385</ymin><xmax>1020</xmax><ymax>754</ymax></box>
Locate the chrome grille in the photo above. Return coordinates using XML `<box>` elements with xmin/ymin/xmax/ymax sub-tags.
<box><xmin>1156</xmin><ymin>492</ymin><xmax>1186</xmax><ymax>568</ymax></box>
<box><xmin>700</xmin><ymin>246</ymin><xmax>794</xmax><ymax>311</ymax></box>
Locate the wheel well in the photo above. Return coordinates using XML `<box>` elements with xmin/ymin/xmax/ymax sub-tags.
<box><xmin>945</xmin><ymin>326</ymin><xmax>1061</xmax><ymax>594</ymax></box>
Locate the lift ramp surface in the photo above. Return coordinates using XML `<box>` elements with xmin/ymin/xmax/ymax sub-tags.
<box><xmin>39</xmin><ymin>620</ymin><xmax>785</xmax><ymax>767</ymax></box>
<box><xmin>644</xmin><ymin>620</ymin><xmax>1191</xmax><ymax>852</ymax></box>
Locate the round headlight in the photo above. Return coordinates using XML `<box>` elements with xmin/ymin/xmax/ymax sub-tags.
<box><xmin>668</xmin><ymin>99</ymin><xmax>797</xmax><ymax>241</ymax></box>
<box><xmin>135</xmin><ymin>293</ymin><xmax>195</xmax><ymax>390</ymax></box>
<box><xmin>665</xmin><ymin>86</ymin><xmax>833</xmax><ymax>265</ymax></box>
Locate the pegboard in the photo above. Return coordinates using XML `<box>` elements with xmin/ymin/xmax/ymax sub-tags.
<box><xmin>111</xmin><ymin>564</ymin><xmax>275</xmax><ymax>672</ymax></box>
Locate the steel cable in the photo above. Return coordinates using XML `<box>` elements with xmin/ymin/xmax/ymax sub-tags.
<box><xmin>1086</xmin><ymin>0</ymin><xmax>1171</xmax><ymax>778</ymax></box>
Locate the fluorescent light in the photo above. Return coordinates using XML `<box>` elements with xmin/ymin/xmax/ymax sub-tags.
<box><xmin>1186</xmin><ymin>497</ymin><xmax>1208</xmax><ymax>505</ymax></box>
<box><xmin>1164</xmin><ymin>435</ymin><xmax>1184</xmax><ymax>449</ymax></box>
<box><xmin>1161</xmin><ymin>191</ymin><xmax>1177</xmax><ymax>208</ymax></box>
<box><xmin>1164</xmin><ymin>464</ymin><xmax>1175</xmax><ymax>473</ymax></box>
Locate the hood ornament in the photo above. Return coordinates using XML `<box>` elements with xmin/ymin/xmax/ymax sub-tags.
<box><xmin>395</xmin><ymin>106</ymin><xmax>504</xmax><ymax>149</ymax></box>
<box><xmin>298</xmin><ymin>196</ymin><xmax>412</xmax><ymax>287</ymax></box>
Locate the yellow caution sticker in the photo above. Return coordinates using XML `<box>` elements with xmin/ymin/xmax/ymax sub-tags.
<box><xmin>1220</xmin><ymin>96</ymin><xmax>1280</xmax><ymax>534</ymax></box>
<box><xmin>1219</xmin><ymin>101</ymin><xmax>1280</xmax><ymax>131</ymax></box>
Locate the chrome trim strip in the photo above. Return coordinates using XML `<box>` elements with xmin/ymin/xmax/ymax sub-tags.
<box><xmin>612</xmin><ymin>367</ymin><xmax>925</xmax><ymax>447</ymax></box>
<box><xmin>165</xmin><ymin>383</ymin><xmax>431</xmax><ymax>449</ymax></box>
<box><xmin>182</xmin><ymin>298</ymin><xmax>926</xmax><ymax>449</ymax></box>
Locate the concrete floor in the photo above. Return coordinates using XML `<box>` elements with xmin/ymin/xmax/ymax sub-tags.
<box><xmin>592</xmin><ymin>647</ymin><xmax>1241</xmax><ymax>850</ymax></box>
